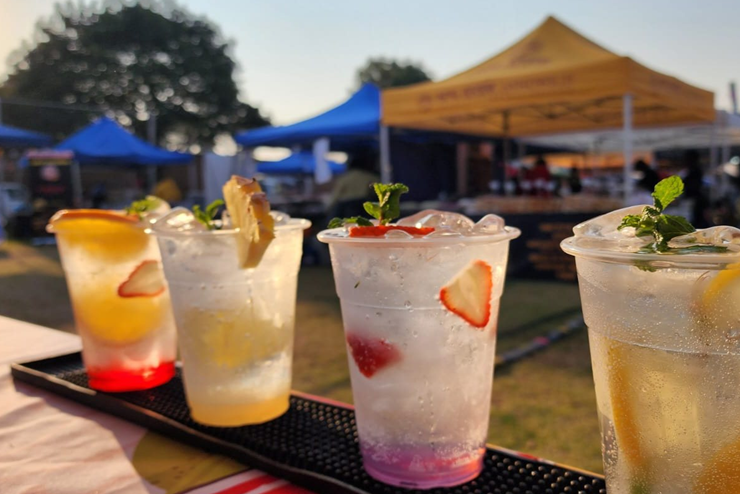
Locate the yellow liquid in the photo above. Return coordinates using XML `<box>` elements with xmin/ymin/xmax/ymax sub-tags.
<box><xmin>188</xmin><ymin>392</ymin><xmax>290</xmax><ymax>427</ymax></box>
<box><xmin>70</xmin><ymin>279</ymin><xmax>167</xmax><ymax>345</ymax></box>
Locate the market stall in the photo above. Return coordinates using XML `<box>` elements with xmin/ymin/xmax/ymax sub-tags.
<box><xmin>382</xmin><ymin>16</ymin><xmax>715</xmax><ymax>200</ymax></box>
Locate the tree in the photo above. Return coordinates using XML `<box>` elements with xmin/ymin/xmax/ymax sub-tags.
<box><xmin>0</xmin><ymin>1</ymin><xmax>268</xmax><ymax>147</ymax></box>
<box><xmin>356</xmin><ymin>57</ymin><xmax>432</xmax><ymax>89</ymax></box>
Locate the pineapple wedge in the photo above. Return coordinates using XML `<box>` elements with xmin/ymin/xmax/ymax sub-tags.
<box><xmin>222</xmin><ymin>176</ymin><xmax>275</xmax><ymax>268</ymax></box>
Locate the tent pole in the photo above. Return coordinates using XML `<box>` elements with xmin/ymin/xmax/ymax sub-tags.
<box><xmin>503</xmin><ymin>111</ymin><xmax>510</xmax><ymax>197</ymax></box>
<box><xmin>709</xmin><ymin>113</ymin><xmax>719</xmax><ymax>201</ymax></box>
<box><xmin>379</xmin><ymin>125</ymin><xmax>392</xmax><ymax>183</ymax></box>
<box><xmin>147</xmin><ymin>114</ymin><xmax>158</xmax><ymax>193</ymax></box>
<box><xmin>622</xmin><ymin>94</ymin><xmax>633</xmax><ymax>203</ymax></box>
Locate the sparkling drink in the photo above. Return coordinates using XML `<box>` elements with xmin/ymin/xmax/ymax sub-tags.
<box><xmin>152</xmin><ymin>209</ymin><xmax>310</xmax><ymax>426</ymax></box>
<box><xmin>48</xmin><ymin>210</ymin><xmax>177</xmax><ymax>392</ymax></box>
<box><xmin>319</xmin><ymin>211</ymin><xmax>519</xmax><ymax>489</ymax></box>
<box><xmin>563</xmin><ymin>204</ymin><xmax>740</xmax><ymax>493</ymax></box>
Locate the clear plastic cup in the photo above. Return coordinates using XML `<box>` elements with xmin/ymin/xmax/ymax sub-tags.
<box><xmin>48</xmin><ymin>210</ymin><xmax>177</xmax><ymax>392</ymax></box>
<box><xmin>562</xmin><ymin>236</ymin><xmax>740</xmax><ymax>493</ymax></box>
<box><xmin>152</xmin><ymin>215</ymin><xmax>310</xmax><ymax>426</ymax></box>
<box><xmin>318</xmin><ymin>223</ymin><xmax>520</xmax><ymax>489</ymax></box>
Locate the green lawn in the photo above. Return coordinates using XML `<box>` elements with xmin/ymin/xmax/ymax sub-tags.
<box><xmin>0</xmin><ymin>240</ymin><xmax>603</xmax><ymax>473</ymax></box>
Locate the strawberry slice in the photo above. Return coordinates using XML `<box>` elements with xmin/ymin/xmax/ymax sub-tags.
<box><xmin>117</xmin><ymin>260</ymin><xmax>166</xmax><ymax>298</ymax></box>
<box><xmin>348</xmin><ymin>225</ymin><xmax>434</xmax><ymax>237</ymax></box>
<box><xmin>346</xmin><ymin>333</ymin><xmax>402</xmax><ymax>378</ymax></box>
<box><xmin>439</xmin><ymin>260</ymin><xmax>493</xmax><ymax>329</ymax></box>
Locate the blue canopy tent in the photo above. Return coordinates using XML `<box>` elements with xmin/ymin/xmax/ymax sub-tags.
<box><xmin>235</xmin><ymin>84</ymin><xmax>380</xmax><ymax>149</ymax></box>
<box><xmin>257</xmin><ymin>152</ymin><xmax>346</xmax><ymax>175</ymax></box>
<box><xmin>55</xmin><ymin>117</ymin><xmax>191</xmax><ymax>165</ymax></box>
<box><xmin>0</xmin><ymin>124</ymin><xmax>52</xmax><ymax>148</ymax></box>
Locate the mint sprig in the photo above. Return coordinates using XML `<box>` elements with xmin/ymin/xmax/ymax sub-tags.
<box><xmin>328</xmin><ymin>182</ymin><xmax>409</xmax><ymax>228</ymax></box>
<box><xmin>125</xmin><ymin>196</ymin><xmax>162</xmax><ymax>218</ymax></box>
<box><xmin>193</xmin><ymin>199</ymin><xmax>224</xmax><ymax>230</ymax></box>
<box><xmin>328</xmin><ymin>216</ymin><xmax>372</xmax><ymax>228</ymax></box>
<box><xmin>619</xmin><ymin>176</ymin><xmax>697</xmax><ymax>252</ymax></box>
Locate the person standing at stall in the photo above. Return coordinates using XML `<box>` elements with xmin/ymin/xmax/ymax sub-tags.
<box><xmin>683</xmin><ymin>150</ymin><xmax>709</xmax><ymax>228</ymax></box>
<box><xmin>530</xmin><ymin>156</ymin><xmax>553</xmax><ymax>197</ymax></box>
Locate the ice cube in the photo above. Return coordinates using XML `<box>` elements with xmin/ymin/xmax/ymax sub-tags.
<box><xmin>151</xmin><ymin>207</ymin><xmax>207</xmax><ymax>233</ymax></box>
<box><xmin>423</xmin><ymin>229</ymin><xmax>463</xmax><ymax>238</ymax></box>
<box><xmin>384</xmin><ymin>229</ymin><xmax>413</xmax><ymax>239</ymax></box>
<box><xmin>472</xmin><ymin>214</ymin><xmax>505</xmax><ymax>234</ymax></box>
<box><xmin>397</xmin><ymin>209</ymin><xmax>474</xmax><ymax>233</ymax></box>
<box><xmin>573</xmin><ymin>205</ymin><xmax>647</xmax><ymax>238</ymax></box>
<box><xmin>270</xmin><ymin>210</ymin><xmax>291</xmax><ymax>226</ymax></box>
<box><xmin>669</xmin><ymin>226</ymin><xmax>740</xmax><ymax>252</ymax></box>
<box><xmin>143</xmin><ymin>197</ymin><xmax>172</xmax><ymax>224</ymax></box>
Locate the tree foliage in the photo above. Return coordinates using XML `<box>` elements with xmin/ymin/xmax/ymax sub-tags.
<box><xmin>0</xmin><ymin>1</ymin><xmax>267</xmax><ymax>147</ymax></box>
<box><xmin>356</xmin><ymin>57</ymin><xmax>431</xmax><ymax>89</ymax></box>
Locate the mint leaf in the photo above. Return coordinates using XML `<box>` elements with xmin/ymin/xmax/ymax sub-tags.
<box><xmin>205</xmin><ymin>199</ymin><xmax>224</xmax><ymax>218</ymax></box>
<box><xmin>329</xmin><ymin>183</ymin><xmax>410</xmax><ymax>228</ymax></box>
<box><xmin>192</xmin><ymin>199</ymin><xmax>224</xmax><ymax>230</ymax></box>
<box><xmin>328</xmin><ymin>216</ymin><xmax>372</xmax><ymax>228</ymax></box>
<box><xmin>618</xmin><ymin>214</ymin><xmax>641</xmax><ymax>230</ymax></box>
<box><xmin>657</xmin><ymin>214</ymin><xmax>695</xmax><ymax>241</ymax></box>
<box><xmin>363</xmin><ymin>202</ymin><xmax>382</xmax><ymax>220</ymax></box>
<box><xmin>674</xmin><ymin>245</ymin><xmax>729</xmax><ymax>254</ymax></box>
<box><xmin>125</xmin><ymin>196</ymin><xmax>162</xmax><ymax>218</ymax></box>
<box><xmin>652</xmin><ymin>176</ymin><xmax>683</xmax><ymax>211</ymax></box>
<box><xmin>365</xmin><ymin>183</ymin><xmax>409</xmax><ymax>225</ymax></box>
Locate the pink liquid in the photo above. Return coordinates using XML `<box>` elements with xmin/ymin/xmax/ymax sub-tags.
<box><xmin>87</xmin><ymin>361</ymin><xmax>175</xmax><ymax>392</ymax></box>
<box><xmin>360</xmin><ymin>443</ymin><xmax>485</xmax><ymax>489</ymax></box>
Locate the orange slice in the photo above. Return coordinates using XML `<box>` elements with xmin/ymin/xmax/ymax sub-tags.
<box><xmin>695</xmin><ymin>435</ymin><xmax>740</xmax><ymax>493</ymax></box>
<box><xmin>222</xmin><ymin>176</ymin><xmax>275</xmax><ymax>268</ymax></box>
<box><xmin>607</xmin><ymin>340</ymin><xmax>652</xmax><ymax>489</ymax></box>
<box><xmin>49</xmin><ymin>209</ymin><xmax>149</xmax><ymax>262</ymax></box>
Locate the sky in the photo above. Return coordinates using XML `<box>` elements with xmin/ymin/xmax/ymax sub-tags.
<box><xmin>0</xmin><ymin>0</ymin><xmax>738</xmax><ymax>126</ymax></box>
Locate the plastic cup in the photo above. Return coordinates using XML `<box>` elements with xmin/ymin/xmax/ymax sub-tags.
<box><xmin>49</xmin><ymin>211</ymin><xmax>177</xmax><ymax>392</ymax></box>
<box><xmin>153</xmin><ymin>216</ymin><xmax>310</xmax><ymax>426</ymax></box>
<box><xmin>562</xmin><ymin>236</ymin><xmax>740</xmax><ymax>493</ymax></box>
<box><xmin>318</xmin><ymin>224</ymin><xmax>520</xmax><ymax>489</ymax></box>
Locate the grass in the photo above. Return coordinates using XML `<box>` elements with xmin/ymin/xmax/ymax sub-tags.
<box><xmin>0</xmin><ymin>240</ymin><xmax>603</xmax><ymax>474</ymax></box>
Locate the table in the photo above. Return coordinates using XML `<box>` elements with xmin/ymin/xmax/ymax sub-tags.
<box><xmin>0</xmin><ymin>316</ymin><xmax>312</xmax><ymax>494</ymax></box>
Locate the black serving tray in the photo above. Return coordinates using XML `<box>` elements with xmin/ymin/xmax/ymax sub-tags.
<box><xmin>11</xmin><ymin>352</ymin><xmax>606</xmax><ymax>494</ymax></box>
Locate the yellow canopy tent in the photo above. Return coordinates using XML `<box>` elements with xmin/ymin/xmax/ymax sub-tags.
<box><xmin>381</xmin><ymin>16</ymin><xmax>714</xmax><ymax>198</ymax></box>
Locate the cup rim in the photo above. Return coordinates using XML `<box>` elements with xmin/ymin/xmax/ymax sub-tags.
<box><xmin>561</xmin><ymin>235</ymin><xmax>740</xmax><ymax>268</ymax></box>
<box><xmin>150</xmin><ymin>218</ymin><xmax>311</xmax><ymax>238</ymax></box>
<box><xmin>316</xmin><ymin>226</ymin><xmax>521</xmax><ymax>246</ymax></box>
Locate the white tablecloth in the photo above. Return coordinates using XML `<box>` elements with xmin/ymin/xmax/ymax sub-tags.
<box><xmin>0</xmin><ymin>316</ymin><xmax>311</xmax><ymax>494</ymax></box>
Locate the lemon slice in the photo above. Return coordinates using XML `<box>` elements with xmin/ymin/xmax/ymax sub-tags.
<box><xmin>222</xmin><ymin>176</ymin><xmax>275</xmax><ymax>268</ymax></box>
<box><xmin>71</xmin><ymin>281</ymin><xmax>167</xmax><ymax>345</ymax></box>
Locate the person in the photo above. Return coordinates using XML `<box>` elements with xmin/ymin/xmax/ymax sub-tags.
<box><xmin>326</xmin><ymin>151</ymin><xmax>380</xmax><ymax>217</ymax></box>
<box><xmin>529</xmin><ymin>156</ymin><xmax>552</xmax><ymax>197</ymax></box>
<box><xmin>633</xmin><ymin>159</ymin><xmax>660</xmax><ymax>193</ymax></box>
<box><xmin>568</xmin><ymin>167</ymin><xmax>583</xmax><ymax>194</ymax></box>
<box><xmin>683</xmin><ymin>150</ymin><xmax>709</xmax><ymax>228</ymax></box>
<box><xmin>90</xmin><ymin>182</ymin><xmax>107</xmax><ymax>209</ymax></box>
<box><xmin>152</xmin><ymin>177</ymin><xmax>182</xmax><ymax>204</ymax></box>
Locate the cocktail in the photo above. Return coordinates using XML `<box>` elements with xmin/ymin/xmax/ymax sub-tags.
<box><xmin>318</xmin><ymin>184</ymin><xmax>520</xmax><ymax>489</ymax></box>
<box><xmin>562</xmin><ymin>176</ymin><xmax>740</xmax><ymax>493</ymax></box>
<box><xmin>152</xmin><ymin>177</ymin><xmax>310</xmax><ymax>426</ymax></box>
<box><xmin>48</xmin><ymin>204</ymin><xmax>177</xmax><ymax>392</ymax></box>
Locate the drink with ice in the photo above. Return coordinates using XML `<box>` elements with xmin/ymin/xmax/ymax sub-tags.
<box><xmin>319</xmin><ymin>191</ymin><xmax>519</xmax><ymax>489</ymax></box>
<box><xmin>562</xmin><ymin>177</ymin><xmax>740</xmax><ymax>493</ymax></box>
<box><xmin>153</xmin><ymin>178</ymin><xmax>310</xmax><ymax>426</ymax></box>
<box><xmin>48</xmin><ymin>207</ymin><xmax>177</xmax><ymax>392</ymax></box>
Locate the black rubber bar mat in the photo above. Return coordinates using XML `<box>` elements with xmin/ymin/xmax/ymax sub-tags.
<box><xmin>11</xmin><ymin>352</ymin><xmax>606</xmax><ymax>494</ymax></box>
